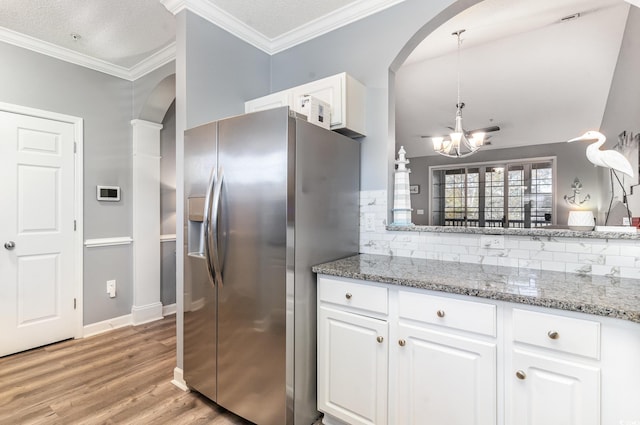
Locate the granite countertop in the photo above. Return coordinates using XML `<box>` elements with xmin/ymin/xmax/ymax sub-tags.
<box><xmin>386</xmin><ymin>224</ymin><xmax>640</xmax><ymax>240</ymax></box>
<box><xmin>312</xmin><ymin>254</ymin><xmax>640</xmax><ymax>323</ymax></box>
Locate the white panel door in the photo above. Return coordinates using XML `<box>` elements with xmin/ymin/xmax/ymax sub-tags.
<box><xmin>396</xmin><ymin>323</ymin><xmax>497</xmax><ymax>425</ymax></box>
<box><xmin>0</xmin><ymin>110</ymin><xmax>77</xmax><ymax>357</ymax></box>
<box><xmin>510</xmin><ymin>349</ymin><xmax>600</xmax><ymax>425</ymax></box>
<box><xmin>318</xmin><ymin>306</ymin><xmax>388</xmax><ymax>425</ymax></box>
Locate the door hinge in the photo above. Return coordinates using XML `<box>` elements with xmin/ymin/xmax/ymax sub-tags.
<box><xmin>74</xmin><ymin>220</ymin><xmax>77</xmax><ymax>231</ymax></box>
<box><xmin>74</xmin><ymin>298</ymin><xmax>77</xmax><ymax>309</ymax></box>
<box><xmin>74</xmin><ymin>142</ymin><xmax>77</xmax><ymax>153</ymax></box>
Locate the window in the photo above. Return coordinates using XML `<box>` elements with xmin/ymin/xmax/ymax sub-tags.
<box><xmin>430</xmin><ymin>159</ymin><xmax>555</xmax><ymax>228</ymax></box>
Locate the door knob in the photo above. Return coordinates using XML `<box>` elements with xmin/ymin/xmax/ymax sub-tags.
<box><xmin>4</xmin><ymin>241</ymin><xmax>15</xmax><ymax>250</ymax></box>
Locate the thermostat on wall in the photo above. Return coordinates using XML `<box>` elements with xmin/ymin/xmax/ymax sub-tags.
<box><xmin>97</xmin><ymin>185</ymin><xmax>121</xmax><ymax>201</ymax></box>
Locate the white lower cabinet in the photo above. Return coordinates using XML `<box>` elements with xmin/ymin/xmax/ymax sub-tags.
<box><xmin>317</xmin><ymin>275</ymin><xmax>640</xmax><ymax>425</ymax></box>
<box><xmin>318</xmin><ymin>306</ymin><xmax>388</xmax><ymax>425</ymax></box>
<box><xmin>509</xmin><ymin>349</ymin><xmax>600</xmax><ymax>425</ymax></box>
<box><xmin>396</xmin><ymin>323</ymin><xmax>496</xmax><ymax>425</ymax></box>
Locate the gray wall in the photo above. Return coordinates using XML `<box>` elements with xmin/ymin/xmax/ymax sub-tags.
<box><xmin>408</xmin><ymin>142</ymin><xmax>599</xmax><ymax>226</ymax></box>
<box><xmin>161</xmin><ymin>101</ymin><xmax>177</xmax><ymax>306</ymax></box>
<box><xmin>0</xmin><ymin>41</ymin><xmax>134</xmax><ymax>324</ymax></box>
<box><xmin>0</xmin><ymin>40</ymin><xmax>177</xmax><ymax>324</ymax></box>
<box><xmin>184</xmin><ymin>11</ymin><xmax>271</xmax><ymax>128</ymax></box>
<box><xmin>269</xmin><ymin>0</ymin><xmax>460</xmax><ymax>191</ymax></box>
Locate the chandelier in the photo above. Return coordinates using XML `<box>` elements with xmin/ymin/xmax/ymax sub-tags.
<box><xmin>431</xmin><ymin>29</ymin><xmax>486</xmax><ymax>158</ymax></box>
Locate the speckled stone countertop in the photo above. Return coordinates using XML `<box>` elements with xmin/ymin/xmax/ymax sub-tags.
<box><xmin>386</xmin><ymin>224</ymin><xmax>640</xmax><ymax>240</ymax></box>
<box><xmin>312</xmin><ymin>254</ymin><xmax>640</xmax><ymax>323</ymax></box>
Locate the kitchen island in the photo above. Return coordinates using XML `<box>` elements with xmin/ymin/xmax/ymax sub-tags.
<box><xmin>313</xmin><ymin>254</ymin><xmax>640</xmax><ymax>425</ymax></box>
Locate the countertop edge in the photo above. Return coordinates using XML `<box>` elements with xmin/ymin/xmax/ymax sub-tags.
<box><xmin>385</xmin><ymin>225</ymin><xmax>640</xmax><ymax>240</ymax></box>
<box><xmin>312</xmin><ymin>265</ymin><xmax>640</xmax><ymax>324</ymax></box>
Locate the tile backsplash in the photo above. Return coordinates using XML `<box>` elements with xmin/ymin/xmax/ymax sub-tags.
<box><xmin>360</xmin><ymin>190</ymin><xmax>640</xmax><ymax>279</ymax></box>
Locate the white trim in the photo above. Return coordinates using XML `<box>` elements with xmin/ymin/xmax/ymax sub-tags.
<box><xmin>83</xmin><ymin>313</ymin><xmax>132</xmax><ymax>338</ymax></box>
<box><xmin>161</xmin><ymin>234</ymin><xmax>177</xmax><ymax>242</ymax></box>
<box><xmin>84</xmin><ymin>236</ymin><xmax>133</xmax><ymax>248</ymax></box>
<box><xmin>172</xmin><ymin>367</ymin><xmax>190</xmax><ymax>391</ymax></box>
<box><xmin>163</xmin><ymin>303</ymin><xmax>177</xmax><ymax>316</ymax></box>
<box><xmin>128</xmin><ymin>43</ymin><xmax>177</xmax><ymax>81</ymax></box>
<box><xmin>0</xmin><ymin>102</ymin><xmax>84</xmax><ymax>342</ymax></box>
<box><xmin>131</xmin><ymin>302</ymin><xmax>164</xmax><ymax>325</ymax></box>
<box><xmin>0</xmin><ymin>27</ymin><xmax>175</xmax><ymax>81</ymax></box>
<box><xmin>160</xmin><ymin>0</ymin><xmax>407</xmax><ymax>54</ymax></box>
<box><xmin>131</xmin><ymin>119</ymin><xmax>164</xmax><ymax>130</ymax></box>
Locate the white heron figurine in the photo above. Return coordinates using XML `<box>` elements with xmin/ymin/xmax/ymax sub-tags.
<box><xmin>568</xmin><ymin>130</ymin><xmax>634</xmax><ymax>225</ymax></box>
<box><xmin>568</xmin><ymin>130</ymin><xmax>634</xmax><ymax>177</ymax></box>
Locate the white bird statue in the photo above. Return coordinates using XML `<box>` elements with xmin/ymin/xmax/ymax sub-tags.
<box><xmin>567</xmin><ymin>130</ymin><xmax>634</xmax><ymax>178</ymax></box>
<box><xmin>568</xmin><ymin>130</ymin><xmax>634</xmax><ymax>225</ymax></box>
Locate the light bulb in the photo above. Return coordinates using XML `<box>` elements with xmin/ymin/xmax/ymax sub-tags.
<box><xmin>432</xmin><ymin>137</ymin><xmax>444</xmax><ymax>152</ymax></box>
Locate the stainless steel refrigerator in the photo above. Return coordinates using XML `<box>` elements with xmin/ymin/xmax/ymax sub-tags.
<box><xmin>183</xmin><ymin>107</ymin><xmax>360</xmax><ymax>425</ymax></box>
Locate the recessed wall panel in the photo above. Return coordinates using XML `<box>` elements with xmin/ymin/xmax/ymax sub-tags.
<box><xmin>18</xmin><ymin>165</ymin><xmax>59</xmax><ymax>233</ymax></box>
<box><xmin>17</xmin><ymin>128</ymin><xmax>60</xmax><ymax>155</ymax></box>
<box><xmin>17</xmin><ymin>254</ymin><xmax>60</xmax><ymax>325</ymax></box>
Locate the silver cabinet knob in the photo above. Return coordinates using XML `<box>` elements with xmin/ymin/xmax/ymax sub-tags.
<box><xmin>4</xmin><ymin>241</ymin><xmax>15</xmax><ymax>250</ymax></box>
<box><xmin>436</xmin><ymin>310</ymin><xmax>445</xmax><ymax>318</ymax></box>
<box><xmin>516</xmin><ymin>370</ymin><xmax>527</xmax><ymax>380</ymax></box>
<box><xmin>345</xmin><ymin>292</ymin><xmax>352</xmax><ymax>300</ymax></box>
<box><xmin>398</xmin><ymin>339</ymin><xmax>406</xmax><ymax>347</ymax></box>
<box><xmin>547</xmin><ymin>330</ymin><xmax>559</xmax><ymax>340</ymax></box>
<box><xmin>376</xmin><ymin>336</ymin><xmax>384</xmax><ymax>343</ymax></box>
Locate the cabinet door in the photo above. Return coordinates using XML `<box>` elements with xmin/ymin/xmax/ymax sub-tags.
<box><xmin>318</xmin><ymin>306</ymin><xmax>388</xmax><ymax>425</ymax></box>
<box><xmin>509</xmin><ymin>349</ymin><xmax>600</xmax><ymax>425</ymax></box>
<box><xmin>396</xmin><ymin>323</ymin><xmax>496</xmax><ymax>425</ymax></box>
<box><xmin>291</xmin><ymin>74</ymin><xmax>343</xmax><ymax>127</ymax></box>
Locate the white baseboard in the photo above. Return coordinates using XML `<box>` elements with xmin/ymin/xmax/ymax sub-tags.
<box><xmin>131</xmin><ymin>302</ymin><xmax>164</xmax><ymax>325</ymax></box>
<box><xmin>162</xmin><ymin>303</ymin><xmax>177</xmax><ymax>316</ymax></box>
<box><xmin>172</xmin><ymin>367</ymin><xmax>189</xmax><ymax>392</ymax></box>
<box><xmin>83</xmin><ymin>314</ymin><xmax>132</xmax><ymax>338</ymax></box>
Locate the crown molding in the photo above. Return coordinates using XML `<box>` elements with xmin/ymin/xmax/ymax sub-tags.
<box><xmin>161</xmin><ymin>0</ymin><xmax>272</xmax><ymax>52</ymax></box>
<box><xmin>0</xmin><ymin>26</ymin><xmax>175</xmax><ymax>81</ymax></box>
<box><xmin>624</xmin><ymin>0</ymin><xmax>640</xmax><ymax>7</ymax></box>
<box><xmin>161</xmin><ymin>0</ymin><xmax>407</xmax><ymax>54</ymax></box>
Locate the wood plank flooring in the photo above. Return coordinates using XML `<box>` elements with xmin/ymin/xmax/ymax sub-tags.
<box><xmin>0</xmin><ymin>315</ymin><xmax>252</xmax><ymax>424</ymax></box>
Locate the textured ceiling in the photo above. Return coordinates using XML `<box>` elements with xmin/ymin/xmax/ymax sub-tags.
<box><xmin>0</xmin><ymin>0</ymin><xmax>176</xmax><ymax>68</ymax></box>
<box><xmin>0</xmin><ymin>0</ymin><xmax>365</xmax><ymax>70</ymax></box>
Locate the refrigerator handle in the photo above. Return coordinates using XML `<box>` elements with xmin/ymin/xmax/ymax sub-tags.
<box><xmin>210</xmin><ymin>166</ymin><xmax>224</xmax><ymax>288</ymax></box>
<box><xmin>202</xmin><ymin>167</ymin><xmax>217</xmax><ymax>288</ymax></box>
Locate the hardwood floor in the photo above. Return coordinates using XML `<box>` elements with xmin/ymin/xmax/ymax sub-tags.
<box><xmin>0</xmin><ymin>315</ymin><xmax>252</xmax><ymax>424</ymax></box>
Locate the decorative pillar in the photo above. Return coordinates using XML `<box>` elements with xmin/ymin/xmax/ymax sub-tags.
<box><xmin>392</xmin><ymin>146</ymin><xmax>413</xmax><ymax>226</ymax></box>
<box><xmin>131</xmin><ymin>119</ymin><xmax>163</xmax><ymax>325</ymax></box>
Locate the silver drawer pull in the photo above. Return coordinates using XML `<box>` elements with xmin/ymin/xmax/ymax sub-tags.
<box><xmin>376</xmin><ymin>336</ymin><xmax>384</xmax><ymax>343</ymax></box>
<box><xmin>398</xmin><ymin>339</ymin><xmax>406</xmax><ymax>347</ymax></box>
<box><xmin>345</xmin><ymin>292</ymin><xmax>352</xmax><ymax>300</ymax></box>
<box><xmin>547</xmin><ymin>330</ymin><xmax>559</xmax><ymax>340</ymax></box>
<box><xmin>516</xmin><ymin>370</ymin><xmax>527</xmax><ymax>380</ymax></box>
<box><xmin>436</xmin><ymin>310</ymin><xmax>445</xmax><ymax>318</ymax></box>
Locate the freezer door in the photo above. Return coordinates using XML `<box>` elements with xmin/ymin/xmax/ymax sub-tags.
<box><xmin>183</xmin><ymin>122</ymin><xmax>218</xmax><ymax>402</ymax></box>
<box><xmin>216</xmin><ymin>107</ymin><xmax>290</xmax><ymax>425</ymax></box>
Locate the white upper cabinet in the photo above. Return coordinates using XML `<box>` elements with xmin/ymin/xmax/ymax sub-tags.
<box><xmin>245</xmin><ymin>72</ymin><xmax>366</xmax><ymax>137</ymax></box>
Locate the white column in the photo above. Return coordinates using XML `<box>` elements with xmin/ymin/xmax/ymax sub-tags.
<box><xmin>131</xmin><ymin>119</ymin><xmax>163</xmax><ymax>325</ymax></box>
<box><xmin>392</xmin><ymin>146</ymin><xmax>414</xmax><ymax>226</ymax></box>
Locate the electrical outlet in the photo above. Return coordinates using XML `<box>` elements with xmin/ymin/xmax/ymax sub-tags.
<box><xmin>106</xmin><ymin>280</ymin><xmax>116</xmax><ymax>298</ymax></box>
<box><xmin>480</xmin><ymin>235</ymin><xmax>505</xmax><ymax>249</ymax></box>
<box><xmin>364</xmin><ymin>213</ymin><xmax>376</xmax><ymax>232</ymax></box>
<box><xmin>417</xmin><ymin>209</ymin><xmax>425</xmax><ymax>215</ymax></box>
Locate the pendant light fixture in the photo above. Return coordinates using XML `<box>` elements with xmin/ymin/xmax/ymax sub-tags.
<box><xmin>432</xmin><ymin>29</ymin><xmax>486</xmax><ymax>158</ymax></box>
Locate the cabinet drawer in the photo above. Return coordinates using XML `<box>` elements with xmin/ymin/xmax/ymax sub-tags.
<box><xmin>319</xmin><ymin>276</ymin><xmax>388</xmax><ymax>315</ymax></box>
<box><xmin>398</xmin><ymin>291</ymin><xmax>496</xmax><ymax>337</ymax></box>
<box><xmin>512</xmin><ymin>309</ymin><xmax>600</xmax><ymax>359</ymax></box>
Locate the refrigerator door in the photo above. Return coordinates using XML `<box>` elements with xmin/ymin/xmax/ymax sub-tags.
<box><xmin>216</xmin><ymin>107</ymin><xmax>290</xmax><ymax>425</ymax></box>
<box><xmin>183</xmin><ymin>122</ymin><xmax>218</xmax><ymax>402</ymax></box>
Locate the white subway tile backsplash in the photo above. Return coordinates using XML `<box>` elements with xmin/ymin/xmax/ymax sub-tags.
<box><xmin>359</xmin><ymin>190</ymin><xmax>640</xmax><ymax>278</ymax></box>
